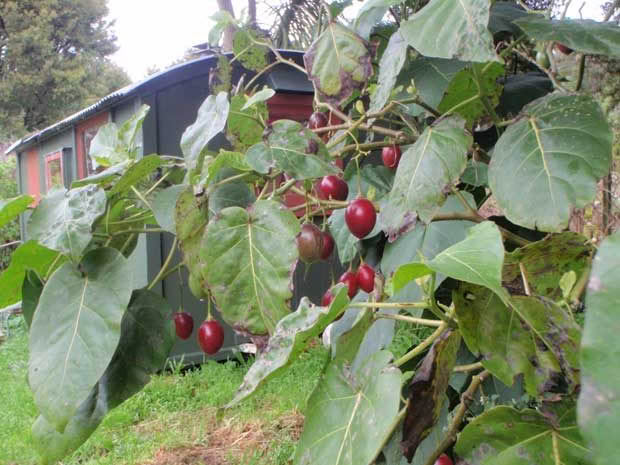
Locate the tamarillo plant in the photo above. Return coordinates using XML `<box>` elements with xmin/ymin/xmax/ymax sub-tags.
<box><xmin>1</xmin><ymin>1</ymin><xmax>620</xmax><ymax>463</ymax></box>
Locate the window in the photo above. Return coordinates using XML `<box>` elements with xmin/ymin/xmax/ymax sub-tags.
<box><xmin>45</xmin><ymin>151</ymin><xmax>64</xmax><ymax>190</ymax></box>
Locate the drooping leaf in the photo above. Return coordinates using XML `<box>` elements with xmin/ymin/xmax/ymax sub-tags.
<box><xmin>455</xmin><ymin>403</ymin><xmax>593</xmax><ymax>465</ymax></box>
<box><xmin>453</xmin><ymin>284</ymin><xmax>581</xmax><ymax>396</ymax></box>
<box><xmin>208</xmin><ymin>181</ymin><xmax>256</xmax><ymax>215</ymax></box>
<box><xmin>399</xmin><ymin>0</ymin><xmax>498</xmax><ymax>63</ymax></box>
<box><xmin>488</xmin><ymin>1</ymin><xmax>529</xmax><ymax>36</ymax></box>
<box><xmin>232</xmin><ymin>28</ymin><xmax>270</xmax><ymax>72</ymax></box>
<box><xmin>496</xmin><ymin>72</ymin><xmax>553</xmax><ymax>118</ymax></box>
<box><xmin>578</xmin><ymin>231</ymin><xmax>620</xmax><ymax>465</ymax></box>
<box><xmin>241</xmin><ymin>87</ymin><xmax>275</xmax><ymax>110</ymax></box>
<box><xmin>369</xmin><ymin>30</ymin><xmax>408</xmax><ymax>114</ymax></box>
<box><xmin>246</xmin><ymin>119</ymin><xmax>338</xmax><ymax>180</ymax></box>
<box><xmin>180</xmin><ymin>92</ymin><xmax>229</xmax><ymax>171</ymax></box>
<box><xmin>21</xmin><ymin>270</ymin><xmax>44</xmax><ymax>329</ymax></box>
<box><xmin>304</xmin><ymin>22</ymin><xmax>373</xmax><ymax>104</ymax></box>
<box><xmin>354</xmin><ymin>0</ymin><xmax>403</xmax><ymax>40</ymax></box>
<box><xmin>27</xmin><ymin>185</ymin><xmax>107</xmax><ymax>262</ymax></box>
<box><xmin>201</xmin><ymin>150</ymin><xmax>253</xmax><ymax>189</ymax></box>
<box><xmin>28</xmin><ymin>247</ymin><xmax>133</xmax><ymax>432</ymax></box>
<box><xmin>228</xmin><ymin>286</ymin><xmax>349</xmax><ymax>406</ymax></box>
<box><xmin>202</xmin><ymin>200</ymin><xmax>299</xmax><ymax>335</ymax></box>
<box><xmin>228</xmin><ymin>94</ymin><xmax>268</xmax><ymax>152</ymax></box>
<box><xmin>32</xmin><ymin>288</ymin><xmax>175</xmax><ymax>464</ymax></box>
<box><xmin>70</xmin><ymin>161</ymin><xmax>131</xmax><ymax>188</ymax></box>
<box><xmin>208</xmin><ymin>10</ymin><xmax>236</xmax><ymax>47</ymax></box>
<box><xmin>117</xmin><ymin>104</ymin><xmax>149</xmax><ymax>150</ymax></box>
<box><xmin>438</xmin><ymin>62</ymin><xmax>505</xmax><ymax>128</ymax></box>
<box><xmin>515</xmin><ymin>17</ymin><xmax>620</xmax><ymax>58</ymax></box>
<box><xmin>402</xmin><ymin>330</ymin><xmax>460</xmax><ymax>461</ymax></box>
<box><xmin>108</xmin><ymin>154</ymin><xmax>162</xmax><ymax>196</ymax></box>
<box><xmin>293</xmin><ymin>351</ymin><xmax>402</xmax><ymax>465</ymax></box>
<box><xmin>0</xmin><ymin>241</ymin><xmax>63</xmax><ymax>309</ymax></box>
<box><xmin>89</xmin><ymin>123</ymin><xmax>123</xmax><ymax>168</ymax></box>
<box><xmin>389</xmin><ymin>262</ymin><xmax>433</xmax><ymax>295</ymax></box>
<box><xmin>151</xmin><ymin>184</ymin><xmax>187</xmax><ymax>234</ymax></box>
<box><xmin>0</xmin><ymin>194</ymin><xmax>32</xmax><ymax>228</ymax></box>
<box><xmin>488</xmin><ymin>93</ymin><xmax>613</xmax><ymax>232</ymax></box>
<box><xmin>381</xmin><ymin>117</ymin><xmax>471</xmax><ymax>229</ymax></box>
<box><xmin>330</xmin><ymin>305</ymin><xmax>374</xmax><ymax>363</ymax></box>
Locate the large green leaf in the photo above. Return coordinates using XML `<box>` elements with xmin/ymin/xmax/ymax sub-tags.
<box><xmin>89</xmin><ymin>123</ymin><xmax>124</xmax><ymax>168</ymax></box>
<box><xmin>453</xmin><ymin>284</ymin><xmax>581</xmax><ymax>396</ymax></box>
<box><xmin>232</xmin><ymin>28</ymin><xmax>269</xmax><ymax>72</ymax></box>
<box><xmin>208</xmin><ymin>181</ymin><xmax>256</xmax><ymax>216</ymax></box>
<box><xmin>488</xmin><ymin>93</ymin><xmax>613</xmax><ymax>232</ymax></box>
<box><xmin>246</xmin><ymin>120</ymin><xmax>338</xmax><ymax>180</ymax></box>
<box><xmin>369</xmin><ymin>30</ymin><xmax>408</xmax><ymax>114</ymax></box>
<box><xmin>0</xmin><ymin>194</ymin><xmax>32</xmax><ymax>228</ymax></box>
<box><xmin>27</xmin><ymin>185</ymin><xmax>107</xmax><ymax>262</ymax></box>
<box><xmin>241</xmin><ymin>88</ymin><xmax>275</xmax><ymax>110</ymax></box>
<box><xmin>108</xmin><ymin>154</ymin><xmax>162</xmax><ymax>196</ymax></box>
<box><xmin>402</xmin><ymin>330</ymin><xmax>460</xmax><ymax>461</ymax></box>
<box><xmin>70</xmin><ymin>161</ymin><xmax>131</xmax><ymax>188</ymax></box>
<box><xmin>399</xmin><ymin>0</ymin><xmax>498</xmax><ymax>63</ymax></box>
<box><xmin>515</xmin><ymin>17</ymin><xmax>620</xmax><ymax>58</ymax></box>
<box><xmin>227</xmin><ymin>94</ymin><xmax>268</xmax><ymax>152</ymax></box>
<box><xmin>28</xmin><ymin>248</ymin><xmax>133</xmax><ymax>432</ymax></box>
<box><xmin>354</xmin><ymin>0</ymin><xmax>403</xmax><ymax>40</ymax></box>
<box><xmin>228</xmin><ymin>286</ymin><xmax>349</xmax><ymax>406</ymax></box>
<box><xmin>381</xmin><ymin>117</ymin><xmax>471</xmax><ymax>229</ymax></box>
<box><xmin>32</xmin><ymin>288</ymin><xmax>175</xmax><ymax>464</ymax></box>
<box><xmin>303</xmin><ymin>22</ymin><xmax>373</xmax><ymax>104</ymax></box>
<box><xmin>293</xmin><ymin>351</ymin><xmax>402</xmax><ymax>465</ymax></box>
<box><xmin>202</xmin><ymin>200</ymin><xmax>299</xmax><ymax>335</ymax></box>
<box><xmin>578</xmin><ymin>232</ymin><xmax>620</xmax><ymax>465</ymax></box>
<box><xmin>117</xmin><ymin>104</ymin><xmax>149</xmax><ymax>150</ymax></box>
<box><xmin>488</xmin><ymin>1</ymin><xmax>529</xmax><ymax>36</ymax></box>
<box><xmin>21</xmin><ymin>270</ymin><xmax>44</xmax><ymax>329</ymax></box>
<box><xmin>201</xmin><ymin>150</ymin><xmax>253</xmax><ymax>189</ymax></box>
<box><xmin>151</xmin><ymin>184</ymin><xmax>187</xmax><ymax>234</ymax></box>
<box><xmin>180</xmin><ymin>91</ymin><xmax>229</xmax><ymax>170</ymax></box>
<box><xmin>0</xmin><ymin>241</ymin><xmax>63</xmax><ymax>309</ymax></box>
<box><xmin>455</xmin><ymin>403</ymin><xmax>593</xmax><ymax>465</ymax></box>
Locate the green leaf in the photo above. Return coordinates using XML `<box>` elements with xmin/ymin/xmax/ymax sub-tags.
<box><xmin>210</xmin><ymin>54</ymin><xmax>232</xmax><ymax>95</ymax></box>
<box><xmin>32</xmin><ymin>288</ymin><xmax>175</xmax><ymax>464</ymax></box>
<box><xmin>461</xmin><ymin>159</ymin><xmax>488</xmax><ymax>187</ymax></box>
<box><xmin>0</xmin><ymin>194</ymin><xmax>32</xmax><ymax>228</ymax></box>
<box><xmin>389</xmin><ymin>262</ymin><xmax>433</xmax><ymax>295</ymax></box>
<box><xmin>246</xmin><ymin>120</ymin><xmax>338</xmax><ymax>180</ymax></box>
<box><xmin>117</xmin><ymin>104</ymin><xmax>149</xmax><ymax>150</ymax></box>
<box><xmin>70</xmin><ymin>161</ymin><xmax>131</xmax><ymax>188</ymax></box>
<box><xmin>202</xmin><ymin>150</ymin><xmax>253</xmax><ymax>189</ymax></box>
<box><xmin>578</xmin><ymin>231</ymin><xmax>620</xmax><ymax>465</ymax></box>
<box><xmin>488</xmin><ymin>93</ymin><xmax>613</xmax><ymax>232</ymax></box>
<box><xmin>515</xmin><ymin>17</ymin><xmax>620</xmax><ymax>58</ymax></box>
<box><xmin>208</xmin><ymin>181</ymin><xmax>256</xmax><ymax>216</ymax></box>
<box><xmin>455</xmin><ymin>403</ymin><xmax>593</xmax><ymax>465</ymax></box>
<box><xmin>402</xmin><ymin>330</ymin><xmax>460</xmax><ymax>461</ymax></box>
<box><xmin>27</xmin><ymin>185</ymin><xmax>107</xmax><ymax>262</ymax></box>
<box><xmin>208</xmin><ymin>10</ymin><xmax>236</xmax><ymax>46</ymax></box>
<box><xmin>488</xmin><ymin>1</ymin><xmax>529</xmax><ymax>36</ymax></box>
<box><xmin>228</xmin><ymin>94</ymin><xmax>268</xmax><ymax>152</ymax></box>
<box><xmin>180</xmin><ymin>92</ymin><xmax>229</xmax><ymax>171</ymax></box>
<box><xmin>21</xmin><ymin>270</ymin><xmax>44</xmax><ymax>329</ymax></box>
<box><xmin>330</xmin><ymin>305</ymin><xmax>375</xmax><ymax>363</ymax></box>
<box><xmin>437</xmin><ymin>62</ymin><xmax>504</xmax><ymax>128</ymax></box>
<box><xmin>28</xmin><ymin>247</ymin><xmax>133</xmax><ymax>432</ymax></box>
<box><xmin>304</xmin><ymin>22</ymin><xmax>373</xmax><ymax>104</ymax></box>
<box><xmin>201</xmin><ymin>200</ymin><xmax>299</xmax><ymax>335</ymax></box>
<box><xmin>0</xmin><ymin>241</ymin><xmax>63</xmax><ymax>309</ymax></box>
<box><xmin>369</xmin><ymin>30</ymin><xmax>408</xmax><ymax>114</ymax></box>
<box><xmin>453</xmin><ymin>284</ymin><xmax>581</xmax><ymax>396</ymax></box>
<box><xmin>241</xmin><ymin>88</ymin><xmax>275</xmax><ymax>110</ymax></box>
<box><xmin>227</xmin><ymin>286</ymin><xmax>349</xmax><ymax>406</ymax></box>
<box><xmin>293</xmin><ymin>351</ymin><xmax>402</xmax><ymax>465</ymax></box>
<box><xmin>381</xmin><ymin>117</ymin><xmax>471</xmax><ymax>228</ymax></box>
<box><xmin>232</xmin><ymin>28</ymin><xmax>269</xmax><ymax>72</ymax></box>
<box><xmin>151</xmin><ymin>184</ymin><xmax>187</xmax><ymax>234</ymax></box>
<box><xmin>400</xmin><ymin>0</ymin><xmax>498</xmax><ymax>63</ymax></box>
<box><xmin>354</xmin><ymin>0</ymin><xmax>403</xmax><ymax>40</ymax></box>
<box><xmin>89</xmin><ymin>123</ymin><xmax>124</xmax><ymax>168</ymax></box>
<box><xmin>108</xmin><ymin>154</ymin><xmax>162</xmax><ymax>196</ymax></box>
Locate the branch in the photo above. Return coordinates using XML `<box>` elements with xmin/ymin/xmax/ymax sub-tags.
<box><xmin>375</xmin><ymin>313</ymin><xmax>443</xmax><ymax>327</ymax></box>
<box><xmin>394</xmin><ymin>322</ymin><xmax>449</xmax><ymax>367</ymax></box>
<box><xmin>148</xmin><ymin>237</ymin><xmax>178</xmax><ymax>290</ymax></box>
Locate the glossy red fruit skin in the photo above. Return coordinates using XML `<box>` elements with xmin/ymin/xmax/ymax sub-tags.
<box><xmin>434</xmin><ymin>454</ymin><xmax>453</xmax><ymax>465</ymax></box>
<box><xmin>174</xmin><ymin>312</ymin><xmax>194</xmax><ymax>340</ymax></box>
<box><xmin>321</xmin><ymin>288</ymin><xmax>334</xmax><ymax>306</ymax></box>
<box><xmin>555</xmin><ymin>42</ymin><xmax>573</xmax><ymax>55</ymax></box>
<box><xmin>320</xmin><ymin>231</ymin><xmax>334</xmax><ymax>260</ymax></box>
<box><xmin>381</xmin><ymin>145</ymin><xmax>402</xmax><ymax>169</ymax></box>
<box><xmin>296</xmin><ymin>223</ymin><xmax>324</xmax><ymax>263</ymax></box>
<box><xmin>357</xmin><ymin>264</ymin><xmax>375</xmax><ymax>293</ymax></box>
<box><xmin>339</xmin><ymin>271</ymin><xmax>359</xmax><ymax>298</ymax></box>
<box><xmin>318</xmin><ymin>175</ymin><xmax>349</xmax><ymax>201</ymax></box>
<box><xmin>198</xmin><ymin>320</ymin><xmax>225</xmax><ymax>355</ymax></box>
<box><xmin>345</xmin><ymin>198</ymin><xmax>376</xmax><ymax>239</ymax></box>
<box><xmin>308</xmin><ymin>111</ymin><xmax>328</xmax><ymax>130</ymax></box>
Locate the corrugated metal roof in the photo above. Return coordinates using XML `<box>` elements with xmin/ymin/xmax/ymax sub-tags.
<box><xmin>6</xmin><ymin>50</ymin><xmax>307</xmax><ymax>155</ymax></box>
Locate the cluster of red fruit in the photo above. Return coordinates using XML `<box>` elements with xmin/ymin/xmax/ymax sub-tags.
<box><xmin>173</xmin><ymin>312</ymin><xmax>224</xmax><ymax>355</ymax></box>
<box><xmin>321</xmin><ymin>263</ymin><xmax>376</xmax><ymax>305</ymax></box>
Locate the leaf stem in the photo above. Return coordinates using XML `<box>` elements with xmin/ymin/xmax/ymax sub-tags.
<box><xmin>143</xmin><ymin>171</ymin><xmax>170</xmax><ymax>197</ymax></box>
<box><xmin>453</xmin><ymin>361</ymin><xmax>484</xmax><ymax>372</ymax></box>
<box><xmin>131</xmin><ymin>186</ymin><xmax>153</xmax><ymax>210</ymax></box>
<box><xmin>394</xmin><ymin>322</ymin><xmax>448</xmax><ymax>367</ymax></box>
<box><xmin>375</xmin><ymin>312</ymin><xmax>443</xmax><ymax>327</ymax></box>
<box><xmin>148</xmin><ymin>237</ymin><xmax>178</xmax><ymax>290</ymax></box>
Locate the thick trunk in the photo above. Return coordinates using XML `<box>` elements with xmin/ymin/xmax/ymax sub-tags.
<box><xmin>216</xmin><ymin>0</ymin><xmax>235</xmax><ymax>52</ymax></box>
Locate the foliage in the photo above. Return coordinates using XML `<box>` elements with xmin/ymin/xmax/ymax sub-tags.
<box><xmin>1</xmin><ymin>1</ymin><xmax>619</xmax><ymax>464</ymax></box>
<box><xmin>0</xmin><ymin>156</ymin><xmax>20</xmax><ymax>269</ymax></box>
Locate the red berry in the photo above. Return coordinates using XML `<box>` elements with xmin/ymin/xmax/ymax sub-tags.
<box><xmin>297</xmin><ymin>223</ymin><xmax>324</xmax><ymax>263</ymax></box>
<box><xmin>434</xmin><ymin>454</ymin><xmax>453</xmax><ymax>465</ymax></box>
<box><xmin>318</xmin><ymin>175</ymin><xmax>348</xmax><ymax>201</ymax></box>
<box><xmin>198</xmin><ymin>319</ymin><xmax>225</xmax><ymax>354</ymax></box>
<box><xmin>345</xmin><ymin>198</ymin><xmax>376</xmax><ymax>239</ymax></box>
<box><xmin>321</xmin><ymin>288</ymin><xmax>334</xmax><ymax>306</ymax></box>
<box><xmin>320</xmin><ymin>231</ymin><xmax>334</xmax><ymax>260</ymax></box>
<box><xmin>381</xmin><ymin>144</ymin><xmax>402</xmax><ymax>169</ymax></box>
<box><xmin>174</xmin><ymin>311</ymin><xmax>194</xmax><ymax>340</ymax></box>
<box><xmin>339</xmin><ymin>271</ymin><xmax>358</xmax><ymax>298</ymax></box>
<box><xmin>308</xmin><ymin>112</ymin><xmax>328</xmax><ymax>130</ymax></box>
<box><xmin>356</xmin><ymin>264</ymin><xmax>375</xmax><ymax>293</ymax></box>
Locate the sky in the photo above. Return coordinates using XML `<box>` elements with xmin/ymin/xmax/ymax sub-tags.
<box><xmin>107</xmin><ymin>0</ymin><xmax>607</xmax><ymax>82</ymax></box>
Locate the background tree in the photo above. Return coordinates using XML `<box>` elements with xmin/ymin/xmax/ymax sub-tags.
<box><xmin>0</xmin><ymin>0</ymin><xmax>130</xmax><ymax>140</ymax></box>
